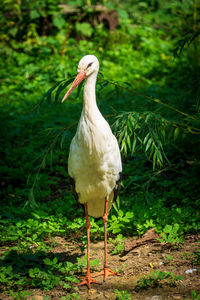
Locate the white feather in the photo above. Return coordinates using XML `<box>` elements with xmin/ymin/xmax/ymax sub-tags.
<box><xmin>68</xmin><ymin>55</ymin><xmax>122</xmax><ymax>218</ymax></box>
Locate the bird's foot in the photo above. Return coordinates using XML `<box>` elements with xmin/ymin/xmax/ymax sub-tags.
<box><xmin>75</xmin><ymin>271</ymin><xmax>101</xmax><ymax>289</ymax></box>
<box><xmin>93</xmin><ymin>266</ymin><xmax>120</xmax><ymax>280</ymax></box>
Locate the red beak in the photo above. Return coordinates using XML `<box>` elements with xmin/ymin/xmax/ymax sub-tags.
<box><xmin>61</xmin><ymin>71</ymin><xmax>86</xmax><ymax>103</ymax></box>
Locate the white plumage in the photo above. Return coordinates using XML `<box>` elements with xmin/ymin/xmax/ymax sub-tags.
<box><xmin>66</xmin><ymin>55</ymin><xmax>122</xmax><ymax>217</ymax></box>
<box><xmin>61</xmin><ymin>55</ymin><xmax>122</xmax><ymax>288</ymax></box>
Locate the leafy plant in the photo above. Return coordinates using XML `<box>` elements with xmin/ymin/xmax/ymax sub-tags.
<box><xmin>61</xmin><ymin>294</ymin><xmax>80</xmax><ymax>300</ymax></box>
<box><xmin>185</xmin><ymin>290</ymin><xmax>200</xmax><ymax>300</ymax></box>
<box><xmin>193</xmin><ymin>247</ymin><xmax>200</xmax><ymax>265</ymax></box>
<box><xmin>0</xmin><ymin>250</ymin><xmax>79</xmax><ymax>292</ymax></box>
<box><xmin>108</xmin><ymin>210</ymin><xmax>134</xmax><ymax>235</ymax></box>
<box><xmin>112</xmin><ymin>111</ymin><xmax>169</xmax><ymax>169</ymax></box>
<box><xmin>9</xmin><ymin>290</ymin><xmax>34</xmax><ymax>300</ymax></box>
<box><xmin>158</xmin><ymin>224</ymin><xmax>184</xmax><ymax>246</ymax></box>
<box><xmin>163</xmin><ymin>254</ymin><xmax>173</xmax><ymax>265</ymax></box>
<box><xmin>114</xmin><ymin>289</ymin><xmax>132</xmax><ymax>300</ymax></box>
<box><xmin>136</xmin><ymin>270</ymin><xmax>182</xmax><ymax>290</ymax></box>
<box><xmin>76</xmin><ymin>255</ymin><xmax>99</xmax><ymax>274</ymax></box>
<box><xmin>109</xmin><ymin>234</ymin><xmax>126</xmax><ymax>255</ymax></box>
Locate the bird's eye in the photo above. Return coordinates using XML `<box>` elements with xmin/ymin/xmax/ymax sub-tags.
<box><xmin>87</xmin><ymin>62</ymin><xmax>93</xmax><ymax>68</ymax></box>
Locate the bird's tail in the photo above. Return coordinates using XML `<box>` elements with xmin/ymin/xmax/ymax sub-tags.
<box><xmin>87</xmin><ymin>192</ymin><xmax>113</xmax><ymax>218</ymax></box>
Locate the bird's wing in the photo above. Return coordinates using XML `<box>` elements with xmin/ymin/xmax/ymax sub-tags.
<box><xmin>113</xmin><ymin>171</ymin><xmax>122</xmax><ymax>202</ymax></box>
<box><xmin>68</xmin><ymin>118</ymin><xmax>122</xmax><ymax>202</ymax></box>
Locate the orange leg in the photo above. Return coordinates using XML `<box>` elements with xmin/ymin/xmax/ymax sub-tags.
<box><xmin>76</xmin><ymin>203</ymin><xmax>100</xmax><ymax>289</ymax></box>
<box><xmin>94</xmin><ymin>197</ymin><xmax>120</xmax><ymax>280</ymax></box>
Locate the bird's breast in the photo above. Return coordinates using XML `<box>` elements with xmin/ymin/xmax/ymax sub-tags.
<box><xmin>76</xmin><ymin>112</ymin><xmax>113</xmax><ymax>156</ymax></box>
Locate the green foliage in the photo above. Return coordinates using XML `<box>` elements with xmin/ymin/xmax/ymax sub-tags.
<box><xmin>163</xmin><ymin>254</ymin><xmax>173</xmax><ymax>264</ymax></box>
<box><xmin>114</xmin><ymin>289</ymin><xmax>132</xmax><ymax>300</ymax></box>
<box><xmin>9</xmin><ymin>290</ymin><xmax>34</xmax><ymax>300</ymax></box>
<box><xmin>158</xmin><ymin>224</ymin><xmax>184</xmax><ymax>246</ymax></box>
<box><xmin>76</xmin><ymin>255</ymin><xmax>99</xmax><ymax>273</ymax></box>
<box><xmin>76</xmin><ymin>22</ymin><xmax>93</xmax><ymax>37</ymax></box>
<box><xmin>181</xmin><ymin>247</ymin><xmax>200</xmax><ymax>266</ymax></box>
<box><xmin>108</xmin><ymin>210</ymin><xmax>134</xmax><ymax>234</ymax></box>
<box><xmin>109</xmin><ymin>234</ymin><xmax>126</xmax><ymax>255</ymax></box>
<box><xmin>193</xmin><ymin>247</ymin><xmax>200</xmax><ymax>265</ymax></box>
<box><xmin>61</xmin><ymin>293</ymin><xmax>80</xmax><ymax>300</ymax></box>
<box><xmin>174</xmin><ymin>31</ymin><xmax>200</xmax><ymax>57</ymax></box>
<box><xmin>112</xmin><ymin>111</ymin><xmax>169</xmax><ymax>169</ymax></box>
<box><xmin>185</xmin><ymin>290</ymin><xmax>200</xmax><ymax>300</ymax></box>
<box><xmin>0</xmin><ymin>249</ymin><xmax>79</xmax><ymax>292</ymax></box>
<box><xmin>136</xmin><ymin>270</ymin><xmax>182</xmax><ymax>290</ymax></box>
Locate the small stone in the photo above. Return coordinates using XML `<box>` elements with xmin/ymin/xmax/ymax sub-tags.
<box><xmin>185</xmin><ymin>268</ymin><xmax>197</xmax><ymax>274</ymax></box>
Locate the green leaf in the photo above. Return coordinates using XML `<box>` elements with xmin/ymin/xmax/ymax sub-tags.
<box><xmin>32</xmin><ymin>233</ymin><xmax>37</xmax><ymax>240</ymax></box>
<box><xmin>39</xmin><ymin>80</ymin><xmax>65</xmax><ymax>107</ymax></box>
<box><xmin>132</xmin><ymin>136</ymin><xmax>137</xmax><ymax>153</ymax></box>
<box><xmin>118</xmin><ymin>210</ymin><xmax>124</xmax><ymax>217</ymax></box>
<box><xmin>145</xmin><ymin>138</ymin><xmax>152</xmax><ymax>152</ymax></box>
<box><xmin>174</xmin><ymin>127</ymin><xmax>179</xmax><ymax>140</ymax></box>
<box><xmin>30</xmin><ymin>10</ymin><xmax>40</xmax><ymax>19</ymax></box>
<box><xmin>53</xmin><ymin>15</ymin><xmax>66</xmax><ymax>29</ymax></box>
<box><xmin>33</xmin><ymin>215</ymin><xmax>41</xmax><ymax>221</ymax></box>
<box><xmin>144</xmin><ymin>133</ymin><xmax>150</xmax><ymax>144</ymax></box>
<box><xmin>55</xmin><ymin>78</ymin><xmax>74</xmax><ymax>103</ymax></box>
<box><xmin>126</xmin><ymin>135</ymin><xmax>131</xmax><ymax>151</ymax></box>
<box><xmin>153</xmin><ymin>152</ymin><xmax>157</xmax><ymax>170</ymax></box>
<box><xmin>53</xmin><ymin>257</ymin><xmax>58</xmax><ymax>264</ymax></box>
<box><xmin>44</xmin><ymin>258</ymin><xmax>51</xmax><ymax>265</ymax></box>
<box><xmin>125</xmin><ymin>211</ymin><xmax>134</xmax><ymax>218</ymax></box>
<box><xmin>76</xmin><ymin>22</ymin><xmax>93</xmax><ymax>37</ymax></box>
<box><xmin>63</xmin><ymin>282</ymin><xmax>71</xmax><ymax>289</ymax></box>
<box><xmin>164</xmin><ymin>225</ymin><xmax>172</xmax><ymax>233</ymax></box>
<box><xmin>173</xmin><ymin>223</ymin><xmax>179</xmax><ymax>233</ymax></box>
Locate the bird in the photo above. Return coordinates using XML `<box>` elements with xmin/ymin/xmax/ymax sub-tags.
<box><xmin>61</xmin><ymin>55</ymin><xmax>122</xmax><ymax>288</ymax></box>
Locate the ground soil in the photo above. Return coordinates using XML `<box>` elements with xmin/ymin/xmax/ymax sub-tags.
<box><xmin>1</xmin><ymin>233</ymin><xmax>200</xmax><ymax>300</ymax></box>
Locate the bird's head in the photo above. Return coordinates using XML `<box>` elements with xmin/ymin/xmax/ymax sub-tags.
<box><xmin>61</xmin><ymin>55</ymin><xmax>99</xmax><ymax>103</ymax></box>
<box><xmin>78</xmin><ymin>55</ymin><xmax>99</xmax><ymax>77</ymax></box>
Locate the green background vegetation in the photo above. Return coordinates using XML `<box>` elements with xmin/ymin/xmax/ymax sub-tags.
<box><xmin>0</xmin><ymin>0</ymin><xmax>200</xmax><ymax>298</ymax></box>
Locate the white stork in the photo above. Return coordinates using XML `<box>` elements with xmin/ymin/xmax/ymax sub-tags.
<box><xmin>61</xmin><ymin>55</ymin><xmax>122</xmax><ymax>288</ymax></box>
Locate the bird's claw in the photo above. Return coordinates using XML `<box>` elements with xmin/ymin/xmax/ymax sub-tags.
<box><xmin>75</xmin><ymin>272</ymin><xmax>101</xmax><ymax>289</ymax></box>
<box><xmin>93</xmin><ymin>267</ymin><xmax>120</xmax><ymax>280</ymax></box>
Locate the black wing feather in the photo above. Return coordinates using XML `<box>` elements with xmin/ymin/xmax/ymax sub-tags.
<box><xmin>113</xmin><ymin>171</ymin><xmax>122</xmax><ymax>202</ymax></box>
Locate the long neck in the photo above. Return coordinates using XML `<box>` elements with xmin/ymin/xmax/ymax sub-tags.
<box><xmin>83</xmin><ymin>72</ymin><xmax>98</xmax><ymax>116</ymax></box>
